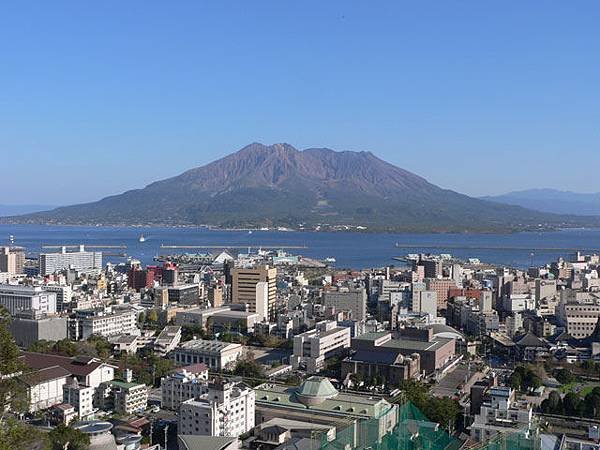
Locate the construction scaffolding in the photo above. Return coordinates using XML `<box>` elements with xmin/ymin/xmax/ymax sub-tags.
<box><xmin>319</xmin><ymin>401</ymin><xmax>539</xmax><ymax>450</ymax></box>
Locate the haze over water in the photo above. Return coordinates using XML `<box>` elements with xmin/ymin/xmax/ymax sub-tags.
<box><xmin>2</xmin><ymin>224</ymin><xmax>600</xmax><ymax>269</ymax></box>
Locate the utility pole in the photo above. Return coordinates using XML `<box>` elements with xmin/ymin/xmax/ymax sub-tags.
<box><xmin>164</xmin><ymin>424</ymin><xmax>169</xmax><ymax>450</ymax></box>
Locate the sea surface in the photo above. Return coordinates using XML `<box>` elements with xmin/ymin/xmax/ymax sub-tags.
<box><xmin>2</xmin><ymin>224</ymin><xmax>600</xmax><ymax>269</ymax></box>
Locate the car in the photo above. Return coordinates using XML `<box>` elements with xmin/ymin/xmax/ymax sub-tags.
<box><xmin>151</xmin><ymin>405</ymin><xmax>160</xmax><ymax>413</ymax></box>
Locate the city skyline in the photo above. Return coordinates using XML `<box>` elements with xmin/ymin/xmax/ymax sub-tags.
<box><xmin>2</xmin><ymin>2</ymin><xmax>600</xmax><ymax>204</ymax></box>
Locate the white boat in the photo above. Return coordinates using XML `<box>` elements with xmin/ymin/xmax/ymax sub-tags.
<box><xmin>324</xmin><ymin>257</ymin><xmax>336</xmax><ymax>263</ymax></box>
<box><xmin>138</xmin><ymin>234</ymin><xmax>146</xmax><ymax>243</ymax></box>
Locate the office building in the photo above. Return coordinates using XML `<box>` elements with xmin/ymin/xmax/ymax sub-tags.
<box><xmin>70</xmin><ymin>307</ymin><xmax>138</xmax><ymax>340</ymax></box>
<box><xmin>322</xmin><ymin>288</ymin><xmax>367</xmax><ymax>321</ymax></box>
<box><xmin>425</xmin><ymin>278</ymin><xmax>457</xmax><ymax>310</ymax></box>
<box><xmin>178</xmin><ymin>379</ymin><xmax>255</xmax><ymax>438</ymax></box>
<box><xmin>291</xmin><ymin>320</ymin><xmax>351</xmax><ymax>373</ymax></box>
<box><xmin>39</xmin><ymin>245</ymin><xmax>102</xmax><ymax>276</ymax></box>
<box><xmin>166</xmin><ymin>284</ymin><xmax>200</xmax><ymax>305</ymax></box>
<box><xmin>0</xmin><ymin>284</ymin><xmax>57</xmax><ymax>315</ymax></box>
<box><xmin>232</xmin><ymin>265</ymin><xmax>277</xmax><ymax>321</ymax></box>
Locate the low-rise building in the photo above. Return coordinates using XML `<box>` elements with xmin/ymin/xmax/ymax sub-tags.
<box><xmin>0</xmin><ymin>284</ymin><xmax>57</xmax><ymax>315</ymax></box>
<box><xmin>154</xmin><ymin>325</ymin><xmax>182</xmax><ymax>356</ymax></box>
<box><xmin>169</xmin><ymin>339</ymin><xmax>243</xmax><ymax>371</ymax></box>
<box><xmin>9</xmin><ymin>309</ymin><xmax>67</xmax><ymax>348</ymax></box>
<box><xmin>470</xmin><ymin>386</ymin><xmax>533</xmax><ymax>442</ymax></box>
<box><xmin>254</xmin><ymin>377</ymin><xmax>397</xmax><ymax>448</ymax></box>
<box><xmin>63</xmin><ymin>377</ymin><xmax>95</xmax><ymax>419</ymax></box>
<box><xmin>70</xmin><ymin>307</ymin><xmax>138</xmax><ymax>340</ymax></box>
<box><xmin>18</xmin><ymin>365</ymin><xmax>71</xmax><ymax>412</ymax></box>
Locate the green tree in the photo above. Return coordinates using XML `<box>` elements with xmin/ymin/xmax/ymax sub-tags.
<box><xmin>27</xmin><ymin>339</ymin><xmax>53</xmax><ymax>353</ymax></box>
<box><xmin>541</xmin><ymin>390</ymin><xmax>563</xmax><ymax>415</ymax></box>
<box><xmin>47</xmin><ymin>424</ymin><xmax>90</xmax><ymax>450</ymax></box>
<box><xmin>563</xmin><ymin>392</ymin><xmax>582</xmax><ymax>416</ymax></box>
<box><xmin>147</xmin><ymin>309</ymin><xmax>159</xmax><ymax>323</ymax></box>
<box><xmin>53</xmin><ymin>338</ymin><xmax>79</xmax><ymax>357</ymax></box>
<box><xmin>0</xmin><ymin>307</ymin><xmax>28</xmax><ymax>422</ymax></box>
<box><xmin>554</xmin><ymin>368</ymin><xmax>576</xmax><ymax>385</ymax></box>
<box><xmin>0</xmin><ymin>418</ymin><xmax>46</xmax><ymax>450</ymax></box>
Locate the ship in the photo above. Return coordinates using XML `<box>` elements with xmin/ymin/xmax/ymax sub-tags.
<box><xmin>138</xmin><ymin>234</ymin><xmax>146</xmax><ymax>243</ymax></box>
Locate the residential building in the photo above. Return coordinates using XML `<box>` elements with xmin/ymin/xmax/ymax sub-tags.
<box><xmin>425</xmin><ymin>278</ymin><xmax>457</xmax><ymax>310</ymax></box>
<box><xmin>43</xmin><ymin>284</ymin><xmax>72</xmax><ymax>312</ymax></box>
<box><xmin>232</xmin><ymin>265</ymin><xmax>277</xmax><ymax>321</ymax></box>
<box><xmin>178</xmin><ymin>379</ymin><xmax>255</xmax><ymax>438</ymax></box>
<box><xmin>0</xmin><ymin>246</ymin><xmax>25</xmax><ymax>274</ymax></box>
<box><xmin>39</xmin><ymin>245</ymin><xmax>102</xmax><ymax>276</ymax></box>
<box><xmin>169</xmin><ymin>339</ymin><xmax>244</xmax><ymax>371</ymax></box>
<box><xmin>63</xmin><ymin>377</ymin><xmax>95</xmax><ymax>419</ymax></box>
<box><xmin>0</xmin><ymin>284</ymin><xmax>57</xmax><ymax>315</ymax></box>
<box><xmin>161</xmin><ymin>363</ymin><xmax>209</xmax><ymax>410</ymax></box>
<box><xmin>96</xmin><ymin>371</ymin><xmax>148</xmax><ymax>414</ymax></box>
<box><xmin>291</xmin><ymin>320</ymin><xmax>351</xmax><ymax>373</ymax></box>
<box><xmin>470</xmin><ymin>387</ymin><xmax>533</xmax><ymax>442</ymax></box>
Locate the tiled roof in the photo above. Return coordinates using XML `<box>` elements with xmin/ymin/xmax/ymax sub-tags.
<box><xmin>19</xmin><ymin>365</ymin><xmax>71</xmax><ymax>386</ymax></box>
<box><xmin>21</xmin><ymin>352</ymin><xmax>104</xmax><ymax>377</ymax></box>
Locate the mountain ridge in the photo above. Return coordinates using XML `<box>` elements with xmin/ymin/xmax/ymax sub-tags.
<box><xmin>482</xmin><ymin>189</ymin><xmax>600</xmax><ymax>216</ymax></box>
<box><xmin>4</xmin><ymin>143</ymin><xmax>599</xmax><ymax>232</ymax></box>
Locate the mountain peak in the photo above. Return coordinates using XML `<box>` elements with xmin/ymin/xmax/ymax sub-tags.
<box><xmin>6</xmin><ymin>142</ymin><xmax>594</xmax><ymax>232</ymax></box>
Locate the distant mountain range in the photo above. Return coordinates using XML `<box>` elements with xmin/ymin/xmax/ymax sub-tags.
<box><xmin>4</xmin><ymin>143</ymin><xmax>600</xmax><ymax>232</ymax></box>
<box><xmin>482</xmin><ymin>189</ymin><xmax>600</xmax><ymax>216</ymax></box>
<box><xmin>0</xmin><ymin>204</ymin><xmax>56</xmax><ymax>216</ymax></box>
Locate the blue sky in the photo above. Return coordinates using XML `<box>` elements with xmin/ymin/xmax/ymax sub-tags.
<box><xmin>1</xmin><ymin>2</ymin><xmax>599</xmax><ymax>204</ymax></box>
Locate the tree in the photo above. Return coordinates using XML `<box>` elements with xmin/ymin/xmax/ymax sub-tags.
<box><xmin>541</xmin><ymin>390</ymin><xmax>563</xmax><ymax>415</ymax></box>
<box><xmin>0</xmin><ymin>307</ymin><xmax>28</xmax><ymax>422</ymax></box>
<box><xmin>27</xmin><ymin>339</ymin><xmax>53</xmax><ymax>353</ymax></box>
<box><xmin>47</xmin><ymin>424</ymin><xmax>90</xmax><ymax>450</ymax></box>
<box><xmin>0</xmin><ymin>419</ymin><xmax>46</xmax><ymax>450</ymax></box>
<box><xmin>554</xmin><ymin>368</ymin><xmax>575</xmax><ymax>385</ymax></box>
<box><xmin>563</xmin><ymin>392</ymin><xmax>582</xmax><ymax>416</ymax></box>
<box><xmin>147</xmin><ymin>309</ymin><xmax>159</xmax><ymax>323</ymax></box>
<box><xmin>53</xmin><ymin>338</ymin><xmax>79</xmax><ymax>357</ymax></box>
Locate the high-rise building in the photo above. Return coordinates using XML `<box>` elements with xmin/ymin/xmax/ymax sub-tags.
<box><xmin>322</xmin><ymin>288</ymin><xmax>367</xmax><ymax>321</ymax></box>
<box><xmin>232</xmin><ymin>265</ymin><xmax>277</xmax><ymax>320</ymax></box>
<box><xmin>39</xmin><ymin>246</ymin><xmax>102</xmax><ymax>276</ymax></box>
<box><xmin>0</xmin><ymin>246</ymin><xmax>25</xmax><ymax>274</ymax></box>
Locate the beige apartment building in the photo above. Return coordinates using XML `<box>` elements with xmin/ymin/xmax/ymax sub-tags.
<box><xmin>232</xmin><ymin>265</ymin><xmax>277</xmax><ymax>321</ymax></box>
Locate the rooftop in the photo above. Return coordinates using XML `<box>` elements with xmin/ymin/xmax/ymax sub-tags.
<box><xmin>178</xmin><ymin>339</ymin><xmax>242</xmax><ymax>352</ymax></box>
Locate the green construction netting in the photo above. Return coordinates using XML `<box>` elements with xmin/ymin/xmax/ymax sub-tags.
<box><xmin>320</xmin><ymin>401</ymin><xmax>459</xmax><ymax>450</ymax></box>
<box><xmin>319</xmin><ymin>401</ymin><xmax>538</xmax><ymax>450</ymax></box>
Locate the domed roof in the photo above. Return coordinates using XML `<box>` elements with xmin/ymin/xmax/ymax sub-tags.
<box><xmin>295</xmin><ymin>376</ymin><xmax>338</xmax><ymax>406</ymax></box>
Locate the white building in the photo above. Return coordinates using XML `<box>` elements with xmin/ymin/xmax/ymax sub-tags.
<box><xmin>154</xmin><ymin>325</ymin><xmax>182</xmax><ymax>356</ymax></box>
<box><xmin>39</xmin><ymin>245</ymin><xmax>102</xmax><ymax>276</ymax></box>
<box><xmin>178</xmin><ymin>379</ymin><xmax>255</xmax><ymax>438</ymax></box>
<box><xmin>470</xmin><ymin>387</ymin><xmax>533</xmax><ymax>442</ymax></box>
<box><xmin>0</xmin><ymin>284</ymin><xmax>57</xmax><ymax>315</ymax></box>
<box><xmin>169</xmin><ymin>339</ymin><xmax>243</xmax><ymax>371</ymax></box>
<box><xmin>291</xmin><ymin>320</ymin><xmax>351</xmax><ymax>373</ymax></box>
<box><xmin>502</xmin><ymin>294</ymin><xmax>535</xmax><ymax>313</ymax></box>
<box><xmin>19</xmin><ymin>366</ymin><xmax>71</xmax><ymax>412</ymax></box>
<box><xmin>71</xmin><ymin>307</ymin><xmax>138</xmax><ymax>340</ymax></box>
<box><xmin>161</xmin><ymin>363</ymin><xmax>209</xmax><ymax>410</ymax></box>
<box><xmin>63</xmin><ymin>377</ymin><xmax>95</xmax><ymax>419</ymax></box>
